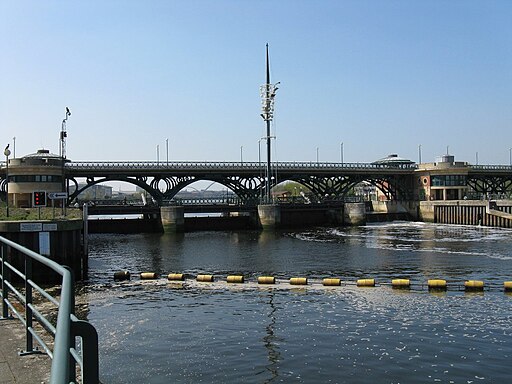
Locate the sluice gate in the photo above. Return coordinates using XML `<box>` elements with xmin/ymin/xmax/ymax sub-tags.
<box><xmin>433</xmin><ymin>201</ymin><xmax>512</xmax><ymax>228</ymax></box>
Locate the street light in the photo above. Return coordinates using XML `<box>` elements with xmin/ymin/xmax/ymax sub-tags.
<box><xmin>509</xmin><ymin>148</ymin><xmax>511</xmax><ymax>167</ymax></box>
<box><xmin>156</xmin><ymin>144</ymin><xmax>160</xmax><ymax>165</ymax></box>
<box><xmin>240</xmin><ymin>145</ymin><xmax>243</xmax><ymax>163</ymax></box>
<box><xmin>316</xmin><ymin>147</ymin><xmax>319</xmax><ymax>164</ymax></box>
<box><xmin>340</xmin><ymin>142</ymin><xmax>344</xmax><ymax>164</ymax></box>
<box><xmin>418</xmin><ymin>144</ymin><xmax>422</xmax><ymax>165</ymax></box>
<box><xmin>166</xmin><ymin>138</ymin><xmax>169</xmax><ymax>165</ymax></box>
<box><xmin>4</xmin><ymin>144</ymin><xmax>11</xmax><ymax>217</ymax></box>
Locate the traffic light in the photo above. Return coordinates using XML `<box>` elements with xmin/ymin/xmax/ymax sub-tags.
<box><xmin>33</xmin><ymin>191</ymin><xmax>47</xmax><ymax>207</ymax></box>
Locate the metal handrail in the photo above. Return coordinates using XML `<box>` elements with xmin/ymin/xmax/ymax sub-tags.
<box><xmin>65</xmin><ymin>160</ymin><xmax>419</xmax><ymax>171</ymax></box>
<box><xmin>0</xmin><ymin>235</ymin><xmax>99</xmax><ymax>383</ymax></box>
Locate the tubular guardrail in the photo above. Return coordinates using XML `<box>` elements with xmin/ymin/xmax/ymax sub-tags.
<box><xmin>65</xmin><ymin>160</ymin><xmax>419</xmax><ymax>171</ymax></box>
<box><xmin>0</xmin><ymin>235</ymin><xmax>99</xmax><ymax>384</ymax></box>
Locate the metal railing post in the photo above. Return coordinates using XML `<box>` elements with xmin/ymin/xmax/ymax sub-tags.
<box><xmin>1</xmin><ymin>235</ymin><xmax>100</xmax><ymax>383</ymax></box>
<box><xmin>67</xmin><ymin>267</ymin><xmax>77</xmax><ymax>383</ymax></box>
<box><xmin>72</xmin><ymin>317</ymin><xmax>99</xmax><ymax>383</ymax></box>
<box><xmin>1</xmin><ymin>244</ymin><xmax>8</xmax><ymax>319</ymax></box>
<box><xmin>21</xmin><ymin>253</ymin><xmax>35</xmax><ymax>354</ymax></box>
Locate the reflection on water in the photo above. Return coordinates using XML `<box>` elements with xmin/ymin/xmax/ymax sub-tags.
<box><xmin>85</xmin><ymin>222</ymin><xmax>512</xmax><ymax>383</ymax></box>
<box><xmin>262</xmin><ymin>291</ymin><xmax>280</xmax><ymax>383</ymax></box>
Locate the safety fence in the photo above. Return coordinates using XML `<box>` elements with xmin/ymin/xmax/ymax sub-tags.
<box><xmin>0</xmin><ymin>235</ymin><xmax>99</xmax><ymax>384</ymax></box>
<box><xmin>114</xmin><ymin>270</ymin><xmax>512</xmax><ymax>293</ymax></box>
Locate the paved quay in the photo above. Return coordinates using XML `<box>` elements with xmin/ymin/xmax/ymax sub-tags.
<box><xmin>0</xmin><ymin>320</ymin><xmax>51</xmax><ymax>384</ymax></box>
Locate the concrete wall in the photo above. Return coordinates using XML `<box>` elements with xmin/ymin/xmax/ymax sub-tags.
<box><xmin>419</xmin><ymin>200</ymin><xmax>512</xmax><ymax>228</ymax></box>
<box><xmin>0</xmin><ymin>219</ymin><xmax>85</xmax><ymax>282</ymax></box>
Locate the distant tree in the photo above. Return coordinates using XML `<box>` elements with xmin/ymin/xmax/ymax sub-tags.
<box><xmin>272</xmin><ymin>181</ymin><xmax>311</xmax><ymax>196</ymax></box>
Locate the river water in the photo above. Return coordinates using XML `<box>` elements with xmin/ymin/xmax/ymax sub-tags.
<box><xmin>82</xmin><ymin>222</ymin><xmax>512</xmax><ymax>383</ymax></box>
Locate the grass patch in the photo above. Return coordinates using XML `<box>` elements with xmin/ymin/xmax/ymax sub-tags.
<box><xmin>0</xmin><ymin>207</ymin><xmax>82</xmax><ymax>221</ymax></box>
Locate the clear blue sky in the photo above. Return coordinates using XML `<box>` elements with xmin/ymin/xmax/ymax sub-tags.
<box><xmin>1</xmin><ymin>0</ymin><xmax>511</xmax><ymax>165</ymax></box>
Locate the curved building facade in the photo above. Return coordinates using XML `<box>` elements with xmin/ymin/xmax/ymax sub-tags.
<box><xmin>7</xmin><ymin>149</ymin><xmax>67</xmax><ymax>208</ymax></box>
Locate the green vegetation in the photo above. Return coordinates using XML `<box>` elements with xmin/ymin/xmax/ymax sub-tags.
<box><xmin>272</xmin><ymin>181</ymin><xmax>311</xmax><ymax>195</ymax></box>
<box><xmin>0</xmin><ymin>205</ymin><xmax>82</xmax><ymax>221</ymax></box>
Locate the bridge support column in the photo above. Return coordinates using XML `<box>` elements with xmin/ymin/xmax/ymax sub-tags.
<box><xmin>344</xmin><ymin>202</ymin><xmax>366</xmax><ymax>226</ymax></box>
<box><xmin>258</xmin><ymin>204</ymin><xmax>281</xmax><ymax>230</ymax></box>
<box><xmin>160</xmin><ymin>206</ymin><xmax>185</xmax><ymax>233</ymax></box>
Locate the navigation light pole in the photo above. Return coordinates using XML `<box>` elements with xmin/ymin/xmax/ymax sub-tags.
<box><xmin>260</xmin><ymin>44</ymin><xmax>279</xmax><ymax>203</ymax></box>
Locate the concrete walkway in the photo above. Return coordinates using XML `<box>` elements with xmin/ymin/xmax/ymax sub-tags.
<box><xmin>0</xmin><ymin>320</ymin><xmax>51</xmax><ymax>384</ymax></box>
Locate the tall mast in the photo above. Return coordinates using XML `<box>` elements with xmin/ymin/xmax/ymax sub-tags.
<box><xmin>260</xmin><ymin>44</ymin><xmax>279</xmax><ymax>202</ymax></box>
<box><xmin>265</xmin><ymin>44</ymin><xmax>272</xmax><ymax>202</ymax></box>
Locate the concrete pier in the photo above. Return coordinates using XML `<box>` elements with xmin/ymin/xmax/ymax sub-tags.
<box><xmin>344</xmin><ymin>202</ymin><xmax>366</xmax><ymax>226</ymax></box>
<box><xmin>257</xmin><ymin>204</ymin><xmax>281</xmax><ymax>230</ymax></box>
<box><xmin>160</xmin><ymin>206</ymin><xmax>185</xmax><ymax>232</ymax></box>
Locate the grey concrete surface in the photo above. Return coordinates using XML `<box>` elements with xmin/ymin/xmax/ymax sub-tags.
<box><xmin>0</xmin><ymin>320</ymin><xmax>51</xmax><ymax>384</ymax></box>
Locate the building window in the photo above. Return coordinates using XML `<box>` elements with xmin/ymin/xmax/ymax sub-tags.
<box><xmin>431</xmin><ymin>175</ymin><xmax>466</xmax><ymax>187</ymax></box>
<box><xmin>9</xmin><ymin>175</ymin><xmax>63</xmax><ymax>183</ymax></box>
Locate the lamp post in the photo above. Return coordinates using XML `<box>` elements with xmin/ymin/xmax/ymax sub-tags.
<box><xmin>418</xmin><ymin>144</ymin><xmax>422</xmax><ymax>165</ymax></box>
<box><xmin>240</xmin><ymin>146</ymin><xmax>243</xmax><ymax>163</ymax></box>
<box><xmin>166</xmin><ymin>138</ymin><xmax>169</xmax><ymax>165</ymax></box>
<box><xmin>4</xmin><ymin>145</ymin><xmax>11</xmax><ymax>217</ymax></box>
<box><xmin>509</xmin><ymin>148</ymin><xmax>511</xmax><ymax>167</ymax></box>
<box><xmin>316</xmin><ymin>147</ymin><xmax>319</xmax><ymax>164</ymax></box>
<box><xmin>12</xmin><ymin>137</ymin><xmax>16</xmax><ymax>159</ymax></box>
<box><xmin>156</xmin><ymin>144</ymin><xmax>160</xmax><ymax>165</ymax></box>
<box><xmin>340</xmin><ymin>142</ymin><xmax>344</xmax><ymax>164</ymax></box>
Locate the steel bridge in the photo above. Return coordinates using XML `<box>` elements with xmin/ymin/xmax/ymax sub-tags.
<box><xmin>2</xmin><ymin>161</ymin><xmax>512</xmax><ymax>205</ymax></box>
<box><xmin>64</xmin><ymin>161</ymin><xmax>419</xmax><ymax>204</ymax></box>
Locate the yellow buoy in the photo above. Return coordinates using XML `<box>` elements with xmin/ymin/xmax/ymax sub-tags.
<box><xmin>227</xmin><ymin>275</ymin><xmax>244</xmax><ymax>284</ymax></box>
<box><xmin>323</xmin><ymin>278</ymin><xmax>341</xmax><ymax>286</ymax></box>
<box><xmin>464</xmin><ymin>280</ymin><xmax>484</xmax><ymax>291</ymax></box>
<box><xmin>258</xmin><ymin>276</ymin><xmax>276</xmax><ymax>284</ymax></box>
<box><xmin>114</xmin><ymin>270</ymin><xmax>130</xmax><ymax>281</ymax></box>
<box><xmin>196</xmin><ymin>274</ymin><xmax>214</xmax><ymax>282</ymax></box>
<box><xmin>357</xmin><ymin>278</ymin><xmax>375</xmax><ymax>287</ymax></box>
<box><xmin>140</xmin><ymin>272</ymin><xmax>158</xmax><ymax>280</ymax></box>
<box><xmin>167</xmin><ymin>273</ymin><xmax>185</xmax><ymax>281</ymax></box>
<box><xmin>428</xmin><ymin>279</ymin><xmax>447</xmax><ymax>289</ymax></box>
<box><xmin>504</xmin><ymin>281</ymin><xmax>512</xmax><ymax>291</ymax></box>
<box><xmin>391</xmin><ymin>279</ymin><xmax>410</xmax><ymax>288</ymax></box>
<box><xmin>290</xmin><ymin>277</ymin><xmax>308</xmax><ymax>285</ymax></box>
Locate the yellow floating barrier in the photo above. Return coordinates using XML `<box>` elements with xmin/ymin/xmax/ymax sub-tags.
<box><xmin>114</xmin><ymin>270</ymin><xmax>130</xmax><ymax>281</ymax></box>
<box><xmin>504</xmin><ymin>281</ymin><xmax>512</xmax><ymax>291</ymax></box>
<box><xmin>258</xmin><ymin>276</ymin><xmax>276</xmax><ymax>285</ymax></box>
<box><xmin>323</xmin><ymin>278</ymin><xmax>341</xmax><ymax>286</ymax></box>
<box><xmin>196</xmin><ymin>274</ymin><xmax>214</xmax><ymax>282</ymax></box>
<box><xmin>464</xmin><ymin>280</ymin><xmax>484</xmax><ymax>291</ymax></box>
<box><xmin>140</xmin><ymin>272</ymin><xmax>158</xmax><ymax>280</ymax></box>
<box><xmin>227</xmin><ymin>275</ymin><xmax>244</xmax><ymax>284</ymax></box>
<box><xmin>167</xmin><ymin>273</ymin><xmax>185</xmax><ymax>281</ymax></box>
<box><xmin>290</xmin><ymin>277</ymin><xmax>308</xmax><ymax>285</ymax></box>
<box><xmin>428</xmin><ymin>279</ymin><xmax>447</xmax><ymax>290</ymax></box>
<box><xmin>391</xmin><ymin>279</ymin><xmax>410</xmax><ymax>288</ymax></box>
<box><xmin>357</xmin><ymin>278</ymin><xmax>375</xmax><ymax>287</ymax></box>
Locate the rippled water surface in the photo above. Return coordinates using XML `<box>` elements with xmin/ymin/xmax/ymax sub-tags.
<box><xmin>83</xmin><ymin>222</ymin><xmax>512</xmax><ymax>383</ymax></box>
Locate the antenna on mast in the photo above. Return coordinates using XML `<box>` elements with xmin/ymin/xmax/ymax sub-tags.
<box><xmin>60</xmin><ymin>107</ymin><xmax>71</xmax><ymax>159</ymax></box>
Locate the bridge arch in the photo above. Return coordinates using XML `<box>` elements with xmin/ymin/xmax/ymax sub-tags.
<box><xmin>158</xmin><ymin>176</ymin><xmax>264</xmax><ymax>204</ymax></box>
<box><xmin>66</xmin><ymin>176</ymin><xmax>164</xmax><ymax>203</ymax></box>
<box><xmin>276</xmin><ymin>174</ymin><xmax>413</xmax><ymax>201</ymax></box>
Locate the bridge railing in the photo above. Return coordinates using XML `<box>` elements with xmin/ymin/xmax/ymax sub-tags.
<box><xmin>470</xmin><ymin>165</ymin><xmax>512</xmax><ymax>171</ymax></box>
<box><xmin>0</xmin><ymin>235</ymin><xmax>99</xmax><ymax>384</ymax></box>
<box><xmin>65</xmin><ymin>161</ymin><xmax>419</xmax><ymax>171</ymax></box>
